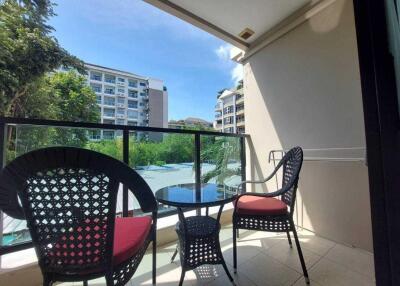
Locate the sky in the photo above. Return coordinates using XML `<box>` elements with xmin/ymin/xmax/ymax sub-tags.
<box><xmin>49</xmin><ymin>0</ymin><xmax>243</xmax><ymax>122</ymax></box>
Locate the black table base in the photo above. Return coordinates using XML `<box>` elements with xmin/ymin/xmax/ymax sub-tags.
<box><xmin>175</xmin><ymin>206</ymin><xmax>233</xmax><ymax>286</ymax></box>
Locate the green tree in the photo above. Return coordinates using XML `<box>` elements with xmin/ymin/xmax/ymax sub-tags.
<box><xmin>9</xmin><ymin>71</ymin><xmax>100</xmax><ymax>160</ymax></box>
<box><xmin>0</xmin><ymin>0</ymin><xmax>84</xmax><ymax>117</ymax></box>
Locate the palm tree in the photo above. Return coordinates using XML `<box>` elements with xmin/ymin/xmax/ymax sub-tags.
<box><xmin>201</xmin><ymin>136</ymin><xmax>241</xmax><ymax>184</ymax></box>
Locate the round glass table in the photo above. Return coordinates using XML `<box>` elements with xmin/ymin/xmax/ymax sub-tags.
<box><xmin>155</xmin><ymin>183</ymin><xmax>237</xmax><ymax>286</ymax></box>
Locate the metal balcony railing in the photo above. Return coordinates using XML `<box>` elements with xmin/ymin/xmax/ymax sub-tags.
<box><xmin>0</xmin><ymin>117</ymin><xmax>248</xmax><ymax>256</ymax></box>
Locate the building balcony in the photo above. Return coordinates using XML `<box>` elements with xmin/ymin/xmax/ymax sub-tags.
<box><xmin>236</xmin><ymin>109</ymin><xmax>244</xmax><ymax>115</ymax></box>
<box><xmin>236</xmin><ymin>96</ymin><xmax>244</xmax><ymax>104</ymax></box>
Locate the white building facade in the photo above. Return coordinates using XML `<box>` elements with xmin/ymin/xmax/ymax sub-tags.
<box><xmin>214</xmin><ymin>88</ymin><xmax>245</xmax><ymax>134</ymax></box>
<box><xmin>85</xmin><ymin>63</ymin><xmax>168</xmax><ymax>139</ymax></box>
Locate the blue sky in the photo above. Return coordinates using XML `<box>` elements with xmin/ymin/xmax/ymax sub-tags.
<box><xmin>50</xmin><ymin>0</ymin><xmax>242</xmax><ymax>122</ymax></box>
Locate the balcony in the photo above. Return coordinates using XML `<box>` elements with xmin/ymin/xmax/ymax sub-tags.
<box><xmin>0</xmin><ymin>0</ymin><xmax>389</xmax><ymax>284</ymax></box>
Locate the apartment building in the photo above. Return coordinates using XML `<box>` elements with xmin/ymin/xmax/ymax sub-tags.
<box><xmin>85</xmin><ymin>63</ymin><xmax>168</xmax><ymax>139</ymax></box>
<box><xmin>214</xmin><ymin>87</ymin><xmax>245</xmax><ymax>134</ymax></box>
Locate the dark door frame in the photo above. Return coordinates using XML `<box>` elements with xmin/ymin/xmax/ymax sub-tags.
<box><xmin>353</xmin><ymin>0</ymin><xmax>400</xmax><ymax>285</ymax></box>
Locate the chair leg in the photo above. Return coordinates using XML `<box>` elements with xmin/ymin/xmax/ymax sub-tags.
<box><xmin>236</xmin><ymin>228</ymin><xmax>240</xmax><ymax>239</ymax></box>
<box><xmin>83</xmin><ymin>281</ymin><xmax>88</xmax><ymax>286</ymax></box>
<box><xmin>233</xmin><ymin>224</ymin><xmax>237</xmax><ymax>272</ymax></box>
<box><xmin>290</xmin><ymin>221</ymin><xmax>310</xmax><ymax>284</ymax></box>
<box><xmin>286</xmin><ymin>231</ymin><xmax>293</xmax><ymax>248</ymax></box>
<box><xmin>153</xmin><ymin>231</ymin><xmax>157</xmax><ymax>285</ymax></box>
<box><xmin>179</xmin><ymin>268</ymin><xmax>186</xmax><ymax>286</ymax></box>
<box><xmin>43</xmin><ymin>276</ymin><xmax>52</xmax><ymax>286</ymax></box>
<box><xmin>171</xmin><ymin>246</ymin><xmax>178</xmax><ymax>263</ymax></box>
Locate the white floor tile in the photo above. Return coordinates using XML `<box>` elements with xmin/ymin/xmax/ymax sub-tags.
<box><xmin>264</xmin><ymin>240</ymin><xmax>321</xmax><ymax>273</ymax></box>
<box><xmin>239</xmin><ymin>252</ymin><xmax>301</xmax><ymax>286</ymax></box>
<box><xmin>309</xmin><ymin>257</ymin><xmax>375</xmax><ymax>286</ymax></box>
<box><xmin>324</xmin><ymin>244</ymin><xmax>374</xmax><ymax>279</ymax></box>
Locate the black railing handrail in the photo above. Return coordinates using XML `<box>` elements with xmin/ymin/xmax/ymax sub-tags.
<box><xmin>0</xmin><ymin>117</ymin><xmax>249</xmax><ymax>138</ymax></box>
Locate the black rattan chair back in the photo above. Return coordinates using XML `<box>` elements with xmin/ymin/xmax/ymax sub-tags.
<box><xmin>279</xmin><ymin>147</ymin><xmax>303</xmax><ymax>208</ymax></box>
<box><xmin>0</xmin><ymin>147</ymin><xmax>157</xmax><ymax>276</ymax></box>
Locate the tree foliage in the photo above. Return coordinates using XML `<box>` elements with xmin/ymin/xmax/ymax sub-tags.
<box><xmin>0</xmin><ymin>0</ymin><xmax>84</xmax><ymax>116</ymax></box>
<box><xmin>9</xmin><ymin>71</ymin><xmax>99</xmax><ymax>160</ymax></box>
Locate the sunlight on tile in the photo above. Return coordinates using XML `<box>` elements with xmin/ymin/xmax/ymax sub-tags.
<box><xmin>264</xmin><ymin>240</ymin><xmax>322</xmax><ymax>273</ymax></box>
<box><xmin>239</xmin><ymin>252</ymin><xmax>301</xmax><ymax>286</ymax></box>
<box><xmin>58</xmin><ymin>228</ymin><xmax>375</xmax><ymax>286</ymax></box>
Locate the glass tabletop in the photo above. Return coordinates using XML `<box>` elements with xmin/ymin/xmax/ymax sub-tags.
<box><xmin>155</xmin><ymin>183</ymin><xmax>238</xmax><ymax>208</ymax></box>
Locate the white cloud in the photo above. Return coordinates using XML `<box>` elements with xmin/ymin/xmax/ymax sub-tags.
<box><xmin>215</xmin><ymin>44</ymin><xmax>243</xmax><ymax>85</ymax></box>
<box><xmin>215</xmin><ymin>44</ymin><xmax>231</xmax><ymax>61</ymax></box>
<box><xmin>231</xmin><ymin>64</ymin><xmax>243</xmax><ymax>85</ymax></box>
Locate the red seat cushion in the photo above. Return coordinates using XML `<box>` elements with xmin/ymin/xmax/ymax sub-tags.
<box><xmin>236</xmin><ymin>195</ymin><xmax>288</xmax><ymax>216</ymax></box>
<box><xmin>113</xmin><ymin>216</ymin><xmax>152</xmax><ymax>266</ymax></box>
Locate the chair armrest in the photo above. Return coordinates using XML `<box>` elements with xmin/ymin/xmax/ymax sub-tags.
<box><xmin>235</xmin><ymin>157</ymin><xmax>285</xmax><ymax>192</ymax></box>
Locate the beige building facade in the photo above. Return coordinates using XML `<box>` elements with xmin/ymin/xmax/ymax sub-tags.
<box><xmin>214</xmin><ymin>87</ymin><xmax>245</xmax><ymax>134</ymax></box>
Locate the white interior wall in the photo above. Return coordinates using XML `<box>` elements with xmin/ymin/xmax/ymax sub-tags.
<box><xmin>243</xmin><ymin>0</ymin><xmax>373</xmax><ymax>251</ymax></box>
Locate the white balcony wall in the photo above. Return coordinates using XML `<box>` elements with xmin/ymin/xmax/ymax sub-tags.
<box><xmin>243</xmin><ymin>0</ymin><xmax>372</xmax><ymax>251</ymax></box>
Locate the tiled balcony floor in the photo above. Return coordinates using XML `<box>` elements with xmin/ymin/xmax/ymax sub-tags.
<box><xmin>61</xmin><ymin>225</ymin><xmax>375</xmax><ymax>286</ymax></box>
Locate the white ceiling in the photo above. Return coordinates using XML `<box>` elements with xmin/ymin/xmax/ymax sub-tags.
<box><xmin>168</xmin><ymin>0</ymin><xmax>312</xmax><ymax>44</ymax></box>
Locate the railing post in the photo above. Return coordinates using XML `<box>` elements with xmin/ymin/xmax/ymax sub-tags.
<box><xmin>0</xmin><ymin>121</ymin><xmax>7</xmax><ymax>260</ymax></box>
<box><xmin>195</xmin><ymin>134</ymin><xmax>201</xmax><ymax>215</ymax></box>
<box><xmin>240</xmin><ymin>136</ymin><xmax>246</xmax><ymax>194</ymax></box>
<box><xmin>122</xmin><ymin>129</ymin><xmax>129</xmax><ymax>217</ymax></box>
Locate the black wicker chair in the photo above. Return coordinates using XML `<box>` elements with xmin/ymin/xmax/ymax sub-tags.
<box><xmin>232</xmin><ymin>146</ymin><xmax>309</xmax><ymax>284</ymax></box>
<box><xmin>0</xmin><ymin>147</ymin><xmax>157</xmax><ymax>286</ymax></box>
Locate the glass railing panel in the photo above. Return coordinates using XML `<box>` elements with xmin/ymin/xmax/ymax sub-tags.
<box><xmin>200</xmin><ymin>135</ymin><xmax>242</xmax><ymax>188</ymax></box>
<box><xmin>2</xmin><ymin>124</ymin><xmax>123</xmax><ymax>247</ymax></box>
<box><xmin>128</xmin><ymin>131</ymin><xmax>195</xmax><ymax>215</ymax></box>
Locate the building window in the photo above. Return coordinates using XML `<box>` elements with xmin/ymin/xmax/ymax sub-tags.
<box><xmin>104</xmin><ymin>74</ymin><xmax>116</xmax><ymax>83</ymax></box>
<box><xmin>96</xmin><ymin>95</ymin><xmax>102</xmax><ymax>104</ymax></box>
<box><xmin>104</xmin><ymin>86</ymin><xmax>115</xmax><ymax>95</ymax></box>
<box><xmin>89</xmin><ymin>130</ymin><xmax>101</xmax><ymax>140</ymax></box>
<box><xmin>116</xmin><ymin>119</ymin><xmax>125</xmax><ymax>125</ymax></box>
<box><xmin>103</xmin><ymin>97</ymin><xmax>115</xmax><ymax>106</ymax></box>
<box><xmin>223</xmin><ymin>116</ymin><xmax>233</xmax><ymax>124</ymax></box>
<box><xmin>103</xmin><ymin>131</ymin><xmax>114</xmax><ymax>139</ymax></box>
<box><xmin>117</xmin><ymin>88</ymin><xmax>125</xmax><ymax>93</ymax></box>
<box><xmin>117</xmin><ymin>108</ymin><xmax>125</xmax><ymax>115</ymax></box>
<box><xmin>117</xmin><ymin>77</ymin><xmax>125</xmax><ymax>82</ymax></box>
<box><xmin>224</xmin><ymin>127</ymin><xmax>234</xmax><ymax>133</ymax></box>
<box><xmin>90</xmin><ymin>72</ymin><xmax>102</xmax><ymax>81</ymax></box>
<box><xmin>223</xmin><ymin>105</ymin><xmax>234</xmax><ymax>115</ymax></box>
<box><xmin>128</xmin><ymin>80</ymin><xmax>137</xmax><ymax>88</ymax></box>
<box><xmin>140</xmin><ymin>92</ymin><xmax>147</xmax><ymax>97</ymax></box>
<box><xmin>139</xmin><ymin>102</ymin><xmax>144</xmax><ymax>106</ymax></box>
<box><xmin>128</xmin><ymin>90</ymin><xmax>138</xmax><ymax>98</ymax></box>
<box><xmin>117</xmin><ymin>97</ymin><xmax>125</xmax><ymax>105</ymax></box>
<box><xmin>103</xmin><ymin>119</ymin><xmax>115</xmax><ymax>125</ymax></box>
<box><xmin>90</xmin><ymin>83</ymin><xmax>102</xmax><ymax>93</ymax></box>
<box><xmin>128</xmin><ymin>100</ymin><xmax>138</xmax><ymax>109</ymax></box>
<box><xmin>127</xmin><ymin>121</ymin><xmax>137</xmax><ymax>126</ymax></box>
<box><xmin>103</xmin><ymin>108</ymin><xmax>115</xmax><ymax>117</ymax></box>
<box><xmin>236</xmin><ymin>103</ymin><xmax>244</xmax><ymax>112</ymax></box>
<box><xmin>127</xmin><ymin>110</ymin><xmax>138</xmax><ymax>119</ymax></box>
<box><xmin>139</xmin><ymin>82</ymin><xmax>147</xmax><ymax>87</ymax></box>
